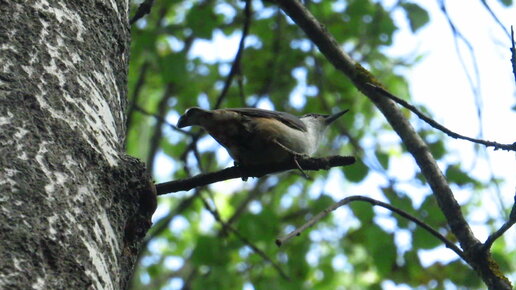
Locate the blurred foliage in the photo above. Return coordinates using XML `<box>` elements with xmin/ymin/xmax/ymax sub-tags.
<box><xmin>126</xmin><ymin>0</ymin><xmax>514</xmax><ymax>289</ymax></box>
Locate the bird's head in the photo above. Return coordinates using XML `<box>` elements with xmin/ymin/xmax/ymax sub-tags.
<box><xmin>177</xmin><ymin>107</ymin><xmax>209</xmax><ymax>128</ymax></box>
<box><xmin>300</xmin><ymin>109</ymin><xmax>349</xmax><ymax>132</ymax></box>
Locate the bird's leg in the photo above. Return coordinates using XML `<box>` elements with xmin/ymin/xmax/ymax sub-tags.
<box><xmin>272</xmin><ymin>140</ymin><xmax>310</xmax><ymax>179</ymax></box>
<box><xmin>233</xmin><ymin>161</ymin><xmax>249</xmax><ymax>181</ymax></box>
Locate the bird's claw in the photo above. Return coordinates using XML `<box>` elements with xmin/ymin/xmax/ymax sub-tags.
<box><xmin>234</xmin><ymin>161</ymin><xmax>249</xmax><ymax>181</ymax></box>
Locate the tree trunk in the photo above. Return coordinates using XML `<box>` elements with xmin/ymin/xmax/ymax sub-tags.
<box><xmin>0</xmin><ymin>1</ymin><xmax>156</xmax><ymax>289</ymax></box>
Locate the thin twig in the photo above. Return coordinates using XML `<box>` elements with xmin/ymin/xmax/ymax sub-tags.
<box><xmin>147</xmin><ymin>84</ymin><xmax>174</xmax><ymax>171</ymax></box>
<box><xmin>134</xmin><ymin>105</ymin><xmax>194</xmax><ymax>136</ymax></box>
<box><xmin>367</xmin><ymin>83</ymin><xmax>516</xmax><ymax>151</ymax></box>
<box><xmin>199</xmin><ymin>195</ymin><xmax>290</xmax><ymax>280</ymax></box>
<box><xmin>511</xmin><ymin>26</ymin><xmax>516</xmax><ymax>85</ymax></box>
<box><xmin>253</xmin><ymin>8</ymin><xmax>283</xmax><ymax>106</ymax></box>
<box><xmin>479</xmin><ymin>0</ymin><xmax>511</xmax><ymax>39</ymax></box>
<box><xmin>214</xmin><ymin>0</ymin><xmax>253</xmax><ymax>109</ymax></box>
<box><xmin>276</xmin><ymin>195</ymin><xmax>466</xmax><ymax>260</ymax></box>
<box><xmin>220</xmin><ymin>179</ymin><xmax>269</xmax><ymax>236</ymax></box>
<box><xmin>439</xmin><ymin>0</ymin><xmax>483</xmax><ymax>137</ymax></box>
<box><xmin>482</xmin><ymin>193</ymin><xmax>516</xmax><ymax>251</ymax></box>
<box><xmin>272</xmin><ymin>139</ymin><xmax>310</xmax><ymax>179</ymax></box>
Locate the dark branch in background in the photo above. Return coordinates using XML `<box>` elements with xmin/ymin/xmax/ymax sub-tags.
<box><xmin>276</xmin><ymin>195</ymin><xmax>466</xmax><ymax>260</ymax></box>
<box><xmin>441</xmin><ymin>2</ymin><xmax>512</xmax><ymax>218</ymax></box>
<box><xmin>134</xmin><ymin>105</ymin><xmax>195</xmax><ymax>136</ymax></box>
<box><xmin>179</xmin><ymin>133</ymin><xmax>205</xmax><ymax>174</ymax></box>
<box><xmin>125</xmin><ymin>62</ymin><xmax>149</xmax><ymax>144</ymax></box>
<box><xmin>438</xmin><ymin>0</ymin><xmax>483</xmax><ymax>137</ymax></box>
<box><xmin>479</xmin><ymin>0</ymin><xmax>511</xmax><ymax>39</ymax></box>
<box><xmin>511</xmin><ymin>26</ymin><xmax>516</xmax><ymax>85</ymax></box>
<box><xmin>219</xmin><ymin>179</ymin><xmax>270</xmax><ymax>237</ymax></box>
<box><xmin>214</xmin><ymin>0</ymin><xmax>252</xmax><ymax>109</ymax></box>
<box><xmin>250</xmin><ymin>8</ymin><xmax>283</xmax><ymax>108</ymax></box>
<box><xmin>128</xmin><ymin>5</ymin><xmax>183</xmax><ymax>288</ymax></box>
<box><xmin>136</xmin><ymin>190</ymin><xmax>202</xmax><ymax>262</ymax></box>
<box><xmin>130</xmin><ymin>0</ymin><xmax>155</xmax><ymax>25</ymax></box>
<box><xmin>176</xmin><ymin>0</ymin><xmax>253</xmax><ymax>175</ymax></box>
<box><xmin>275</xmin><ymin>0</ymin><xmax>510</xmax><ymax>288</ymax></box>
<box><xmin>147</xmin><ymin>84</ymin><xmax>174</xmax><ymax>171</ymax></box>
<box><xmin>366</xmin><ymin>83</ymin><xmax>516</xmax><ymax>151</ymax></box>
<box><xmin>442</xmin><ymin>0</ymin><xmax>508</xmax><ymax>218</ymax></box>
<box><xmin>155</xmin><ymin>155</ymin><xmax>356</xmax><ymax>195</ymax></box>
<box><xmin>199</xmin><ymin>195</ymin><xmax>290</xmax><ymax>280</ymax></box>
<box><xmin>482</xmin><ymin>193</ymin><xmax>516</xmax><ymax>251</ymax></box>
<box><xmin>127</xmin><ymin>5</ymin><xmax>190</xmax><ymax>140</ymax></box>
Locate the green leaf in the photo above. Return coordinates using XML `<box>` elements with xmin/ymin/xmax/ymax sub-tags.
<box><xmin>427</xmin><ymin>140</ymin><xmax>446</xmax><ymax>160</ymax></box>
<box><xmin>343</xmin><ymin>159</ymin><xmax>369</xmax><ymax>182</ymax></box>
<box><xmin>192</xmin><ymin>266</ymin><xmax>244</xmax><ymax>289</ymax></box>
<box><xmin>237</xmin><ymin>208</ymin><xmax>278</xmax><ymax>242</ymax></box>
<box><xmin>445</xmin><ymin>164</ymin><xmax>478</xmax><ymax>186</ymax></box>
<box><xmin>191</xmin><ymin>235</ymin><xmax>230</xmax><ymax>266</ymax></box>
<box><xmin>419</xmin><ymin>195</ymin><xmax>447</xmax><ymax>226</ymax></box>
<box><xmin>401</xmin><ymin>3</ymin><xmax>430</xmax><ymax>32</ymax></box>
<box><xmin>186</xmin><ymin>4</ymin><xmax>217</xmax><ymax>39</ymax></box>
<box><xmin>375</xmin><ymin>150</ymin><xmax>390</xmax><ymax>170</ymax></box>
<box><xmin>446</xmin><ymin>261</ymin><xmax>482</xmax><ymax>287</ymax></box>
<box><xmin>498</xmin><ymin>0</ymin><xmax>512</xmax><ymax>6</ymax></box>
<box><xmin>365</xmin><ymin>226</ymin><xmax>397</xmax><ymax>276</ymax></box>
<box><xmin>158</xmin><ymin>52</ymin><xmax>187</xmax><ymax>83</ymax></box>
<box><xmin>382</xmin><ymin>187</ymin><xmax>414</xmax><ymax>228</ymax></box>
<box><xmin>311</xmin><ymin>194</ymin><xmax>335</xmax><ymax>212</ymax></box>
<box><xmin>412</xmin><ymin>226</ymin><xmax>440</xmax><ymax>249</ymax></box>
<box><xmin>350</xmin><ymin>202</ymin><xmax>374</xmax><ymax>223</ymax></box>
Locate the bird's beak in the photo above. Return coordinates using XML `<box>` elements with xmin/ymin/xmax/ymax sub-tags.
<box><xmin>177</xmin><ymin>115</ymin><xmax>189</xmax><ymax>128</ymax></box>
<box><xmin>324</xmin><ymin>109</ymin><xmax>349</xmax><ymax>125</ymax></box>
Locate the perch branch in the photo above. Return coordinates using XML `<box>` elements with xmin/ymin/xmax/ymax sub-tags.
<box><xmin>155</xmin><ymin>155</ymin><xmax>355</xmax><ymax>195</ymax></box>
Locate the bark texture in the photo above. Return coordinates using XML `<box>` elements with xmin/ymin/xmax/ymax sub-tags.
<box><xmin>0</xmin><ymin>1</ymin><xmax>156</xmax><ymax>289</ymax></box>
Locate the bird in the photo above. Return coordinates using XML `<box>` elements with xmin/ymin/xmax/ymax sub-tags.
<box><xmin>177</xmin><ymin>107</ymin><xmax>348</xmax><ymax>171</ymax></box>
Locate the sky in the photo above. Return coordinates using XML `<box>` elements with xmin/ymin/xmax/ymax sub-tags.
<box><xmin>153</xmin><ymin>0</ymin><xmax>516</xmax><ymax>288</ymax></box>
<box><xmin>385</xmin><ymin>0</ymin><xmax>515</xmax><ymax>237</ymax></box>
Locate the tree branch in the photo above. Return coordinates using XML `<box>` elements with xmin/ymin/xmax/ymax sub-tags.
<box><xmin>155</xmin><ymin>155</ymin><xmax>355</xmax><ymax>195</ymax></box>
<box><xmin>199</xmin><ymin>195</ymin><xmax>290</xmax><ymax>280</ymax></box>
<box><xmin>214</xmin><ymin>0</ymin><xmax>252</xmax><ymax>109</ymax></box>
<box><xmin>366</xmin><ymin>83</ymin><xmax>516</xmax><ymax>151</ymax></box>
<box><xmin>482</xmin><ymin>192</ymin><xmax>516</xmax><ymax>251</ymax></box>
<box><xmin>274</xmin><ymin>0</ymin><xmax>510</xmax><ymax>288</ymax></box>
<box><xmin>275</xmin><ymin>195</ymin><xmax>466</xmax><ymax>261</ymax></box>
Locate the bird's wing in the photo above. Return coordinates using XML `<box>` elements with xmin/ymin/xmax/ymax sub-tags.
<box><xmin>224</xmin><ymin>108</ymin><xmax>307</xmax><ymax>132</ymax></box>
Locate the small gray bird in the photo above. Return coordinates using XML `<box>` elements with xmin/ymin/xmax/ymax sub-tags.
<box><xmin>177</xmin><ymin>107</ymin><xmax>348</xmax><ymax>168</ymax></box>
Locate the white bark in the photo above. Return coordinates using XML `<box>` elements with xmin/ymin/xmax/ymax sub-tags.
<box><xmin>0</xmin><ymin>1</ymin><xmax>155</xmax><ymax>289</ymax></box>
